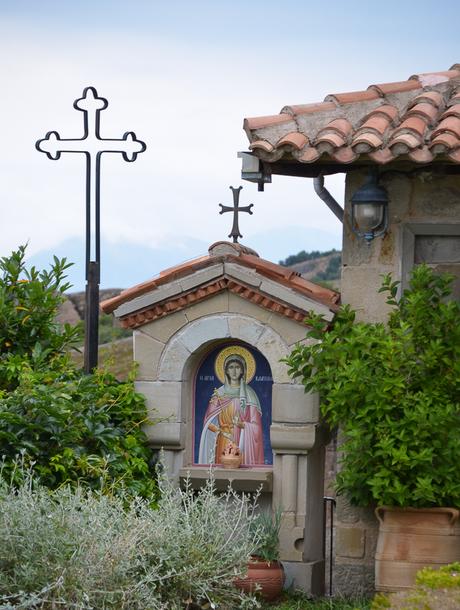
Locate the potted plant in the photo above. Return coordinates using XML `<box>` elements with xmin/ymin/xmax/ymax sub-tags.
<box><xmin>235</xmin><ymin>509</ymin><xmax>285</xmax><ymax>601</ymax></box>
<box><xmin>285</xmin><ymin>264</ymin><xmax>460</xmax><ymax>591</ymax></box>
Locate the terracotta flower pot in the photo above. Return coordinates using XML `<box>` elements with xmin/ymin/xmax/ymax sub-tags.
<box><xmin>375</xmin><ymin>506</ymin><xmax>460</xmax><ymax>592</ymax></box>
<box><xmin>235</xmin><ymin>557</ymin><xmax>285</xmax><ymax>601</ymax></box>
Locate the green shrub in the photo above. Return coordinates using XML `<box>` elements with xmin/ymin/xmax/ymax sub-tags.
<box><xmin>416</xmin><ymin>562</ymin><xmax>460</xmax><ymax>589</ymax></box>
<box><xmin>279</xmin><ymin>249</ymin><xmax>339</xmax><ymax>267</ymax></box>
<box><xmin>0</xmin><ymin>473</ymin><xmax>260</xmax><ymax>609</ymax></box>
<box><xmin>0</xmin><ymin>362</ymin><xmax>157</xmax><ymax>499</ymax></box>
<box><xmin>0</xmin><ymin>246</ymin><xmax>156</xmax><ymax>500</ymax></box>
<box><xmin>0</xmin><ymin>246</ymin><xmax>80</xmax><ymax>390</ymax></box>
<box><xmin>313</xmin><ymin>254</ymin><xmax>341</xmax><ymax>282</ymax></box>
<box><xmin>285</xmin><ymin>265</ymin><xmax>460</xmax><ymax>507</ymax></box>
<box><xmin>372</xmin><ymin>563</ymin><xmax>460</xmax><ymax>609</ymax></box>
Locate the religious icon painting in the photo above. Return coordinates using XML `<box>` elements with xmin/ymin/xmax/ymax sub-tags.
<box><xmin>193</xmin><ymin>342</ymin><xmax>273</xmax><ymax>466</ymax></box>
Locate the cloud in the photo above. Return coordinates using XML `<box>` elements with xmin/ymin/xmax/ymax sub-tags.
<box><xmin>0</xmin><ymin>20</ymin><xmax>346</xmax><ymax>260</ymax></box>
<box><xmin>3</xmin><ymin>4</ymin><xmax>455</xmax><ymax>261</ymax></box>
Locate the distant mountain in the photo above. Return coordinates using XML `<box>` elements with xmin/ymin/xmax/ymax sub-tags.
<box><xmin>288</xmin><ymin>251</ymin><xmax>342</xmax><ymax>290</ymax></box>
<box><xmin>26</xmin><ymin>237</ymin><xmax>208</xmax><ymax>292</ymax></box>
<box><xmin>26</xmin><ymin>227</ymin><xmax>341</xmax><ymax>291</ymax></box>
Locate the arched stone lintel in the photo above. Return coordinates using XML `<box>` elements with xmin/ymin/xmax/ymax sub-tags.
<box><xmin>157</xmin><ymin>313</ymin><xmax>292</xmax><ymax>383</ymax></box>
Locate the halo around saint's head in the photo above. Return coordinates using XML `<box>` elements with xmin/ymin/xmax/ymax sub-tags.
<box><xmin>215</xmin><ymin>345</ymin><xmax>256</xmax><ymax>384</ymax></box>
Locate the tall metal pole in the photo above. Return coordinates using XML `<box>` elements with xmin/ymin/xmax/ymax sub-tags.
<box><xmin>36</xmin><ymin>87</ymin><xmax>146</xmax><ymax>372</ymax></box>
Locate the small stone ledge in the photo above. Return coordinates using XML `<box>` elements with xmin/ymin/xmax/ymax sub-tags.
<box><xmin>270</xmin><ymin>423</ymin><xmax>317</xmax><ymax>453</ymax></box>
<box><xmin>179</xmin><ymin>466</ymin><xmax>273</xmax><ymax>492</ymax></box>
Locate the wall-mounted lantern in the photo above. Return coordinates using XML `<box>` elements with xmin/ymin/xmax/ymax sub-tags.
<box><xmin>350</xmin><ymin>170</ymin><xmax>388</xmax><ymax>243</ymax></box>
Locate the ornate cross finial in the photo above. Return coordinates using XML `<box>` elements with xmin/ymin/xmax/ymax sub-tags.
<box><xmin>219</xmin><ymin>186</ymin><xmax>253</xmax><ymax>243</ymax></box>
<box><xmin>36</xmin><ymin>87</ymin><xmax>146</xmax><ymax>373</ymax></box>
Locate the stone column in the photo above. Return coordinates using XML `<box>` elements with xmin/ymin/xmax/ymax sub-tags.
<box><xmin>270</xmin><ymin>384</ymin><xmax>326</xmax><ymax>594</ymax></box>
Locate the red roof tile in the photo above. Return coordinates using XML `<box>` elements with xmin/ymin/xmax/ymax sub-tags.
<box><xmin>369</xmin><ymin>80</ymin><xmax>422</xmax><ymax>96</ymax></box>
<box><xmin>277</xmin><ymin>132</ymin><xmax>308</xmax><ymax>150</ymax></box>
<box><xmin>326</xmin><ymin>89</ymin><xmax>380</xmax><ymax>104</ymax></box>
<box><xmin>100</xmin><ymin>242</ymin><xmax>340</xmax><ymax>328</ymax></box>
<box><xmin>243</xmin><ymin>65</ymin><xmax>460</xmax><ymax>166</ymax></box>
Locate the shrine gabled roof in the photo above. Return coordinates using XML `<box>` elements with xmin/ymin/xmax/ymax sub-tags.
<box><xmin>244</xmin><ymin>65</ymin><xmax>460</xmax><ymax>168</ymax></box>
<box><xmin>100</xmin><ymin>242</ymin><xmax>340</xmax><ymax>329</ymax></box>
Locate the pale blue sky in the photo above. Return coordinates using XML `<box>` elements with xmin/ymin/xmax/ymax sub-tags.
<box><xmin>1</xmin><ymin>0</ymin><xmax>459</xmax><ymax>285</ymax></box>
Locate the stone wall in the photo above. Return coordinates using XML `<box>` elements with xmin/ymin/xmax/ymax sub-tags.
<box><xmin>334</xmin><ymin>168</ymin><xmax>460</xmax><ymax>595</ymax></box>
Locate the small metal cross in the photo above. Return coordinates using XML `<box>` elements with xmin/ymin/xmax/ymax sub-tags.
<box><xmin>219</xmin><ymin>186</ymin><xmax>253</xmax><ymax>243</ymax></box>
<box><xmin>36</xmin><ymin>87</ymin><xmax>146</xmax><ymax>373</ymax></box>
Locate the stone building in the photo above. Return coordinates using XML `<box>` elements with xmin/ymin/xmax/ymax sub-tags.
<box><xmin>101</xmin><ymin>241</ymin><xmax>339</xmax><ymax>594</ymax></box>
<box><xmin>241</xmin><ymin>64</ymin><xmax>460</xmax><ymax>594</ymax></box>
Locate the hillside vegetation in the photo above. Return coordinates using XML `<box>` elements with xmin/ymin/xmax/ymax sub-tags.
<box><xmin>279</xmin><ymin>248</ymin><xmax>340</xmax><ymax>267</ymax></box>
<box><xmin>280</xmin><ymin>249</ymin><xmax>342</xmax><ymax>286</ymax></box>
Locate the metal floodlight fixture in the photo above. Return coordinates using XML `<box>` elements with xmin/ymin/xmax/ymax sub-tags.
<box><xmin>238</xmin><ymin>152</ymin><xmax>272</xmax><ymax>191</ymax></box>
<box><xmin>350</xmin><ymin>169</ymin><xmax>389</xmax><ymax>243</ymax></box>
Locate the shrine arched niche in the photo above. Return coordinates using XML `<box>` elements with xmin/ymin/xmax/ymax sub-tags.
<box><xmin>193</xmin><ymin>341</ymin><xmax>273</xmax><ymax>466</ymax></box>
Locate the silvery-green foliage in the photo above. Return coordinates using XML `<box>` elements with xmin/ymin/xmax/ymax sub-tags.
<box><xmin>0</xmin><ymin>471</ymin><xmax>260</xmax><ymax>609</ymax></box>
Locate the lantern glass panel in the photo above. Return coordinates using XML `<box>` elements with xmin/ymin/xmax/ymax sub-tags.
<box><xmin>354</xmin><ymin>202</ymin><xmax>384</xmax><ymax>233</ymax></box>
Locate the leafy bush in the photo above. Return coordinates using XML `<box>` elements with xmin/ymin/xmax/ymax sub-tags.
<box><xmin>0</xmin><ymin>363</ymin><xmax>157</xmax><ymax>498</ymax></box>
<box><xmin>0</xmin><ymin>246</ymin><xmax>156</xmax><ymax>499</ymax></box>
<box><xmin>372</xmin><ymin>562</ymin><xmax>460</xmax><ymax>609</ymax></box>
<box><xmin>0</xmin><ymin>246</ymin><xmax>80</xmax><ymax>390</ymax></box>
<box><xmin>285</xmin><ymin>265</ymin><xmax>460</xmax><ymax>507</ymax></box>
<box><xmin>0</xmin><ymin>472</ymin><xmax>260</xmax><ymax>609</ymax></box>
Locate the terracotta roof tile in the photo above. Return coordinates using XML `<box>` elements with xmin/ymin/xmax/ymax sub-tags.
<box><xmin>316</xmin><ymin>131</ymin><xmax>347</xmax><ymax>151</ymax></box>
<box><xmin>321</xmin><ymin>118</ymin><xmax>353</xmax><ymax>138</ymax></box>
<box><xmin>352</xmin><ymin>132</ymin><xmax>384</xmax><ymax>152</ymax></box>
<box><xmin>411</xmin><ymin>90</ymin><xmax>444</xmax><ymax>108</ymax></box>
<box><xmin>408</xmin><ymin>147</ymin><xmax>435</xmax><ymax>163</ymax></box>
<box><xmin>364</xmin><ymin>104</ymin><xmax>399</xmax><ymax>122</ymax></box>
<box><xmin>249</xmin><ymin>139</ymin><xmax>274</xmax><ymax>153</ymax></box>
<box><xmin>389</xmin><ymin>132</ymin><xmax>422</xmax><ymax>154</ymax></box>
<box><xmin>357</xmin><ymin>114</ymin><xmax>393</xmax><ymax>135</ymax></box>
<box><xmin>100</xmin><ymin>242</ymin><xmax>340</xmax><ymax>326</ymax></box>
<box><xmin>448</xmin><ymin>149</ymin><xmax>460</xmax><ymax>162</ymax></box>
<box><xmin>432</xmin><ymin>115</ymin><xmax>460</xmax><ymax>138</ymax></box>
<box><xmin>442</xmin><ymin>104</ymin><xmax>460</xmax><ymax>118</ymax></box>
<box><xmin>407</xmin><ymin>102</ymin><xmax>439</xmax><ymax>124</ymax></box>
<box><xmin>430</xmin><ymin>132</ymin><xmax>460</xmax><ymax>153</ymax></box>
<box><xmin>325</xmin><ymin>89</ymin><xmax>380</xmax><ymax>104</ymax></box>
<box><xmin>412</xmin><ymin>70</ymin><xmax>460</xmax><ymax>85</ymax></box>
<box><xmin>277</xmin><ymin>132</ymin><xmax>308</xmax><ymax>149</ymax></box>
<box><xmin>330</xmin><ymin>147</ymin><xmax>358</xmax><ymax>163</ymax></box>
<box><xmin>244</xmin><ymin>113</ymin><xmax>292</xmax><ymax>131</ymax></box>
<box><xmin>281</xmin><ymin>101</ymin><xmax>336</xmax><ymax>116</ymax></box>
<box><xmin>369</xmin><ymin>80</ymin><xmax>422</xmax><ymax>96</ymax></box>
<box><xmin>391</xmin><ymin>116</ymin><xmax>427</xmax><ymax>139</ymax></box>
<box><xmin>244</xmin><ymin>65</ymin><xmax>460</xmax><ymax>166</ymax></box>
<box><xmin>368</xmin><ymin>149</ymin><xmax>396</xmax><ymax>164</ymax></box>
<box><xmin>298</xmin><ymin>146</ymin><xmax>321</xmax><ymax>163</ymax></box>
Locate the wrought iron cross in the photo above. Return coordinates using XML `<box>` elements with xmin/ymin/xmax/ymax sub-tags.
<box><xmin>219</xmin><ymin>186</ymin><xmax>253</xmax><ymax>243</ymax></box>
<box><xmin>36</xmin><ymin>87</ymin><xmax>146</xmax><ymax>373</ymax></box>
